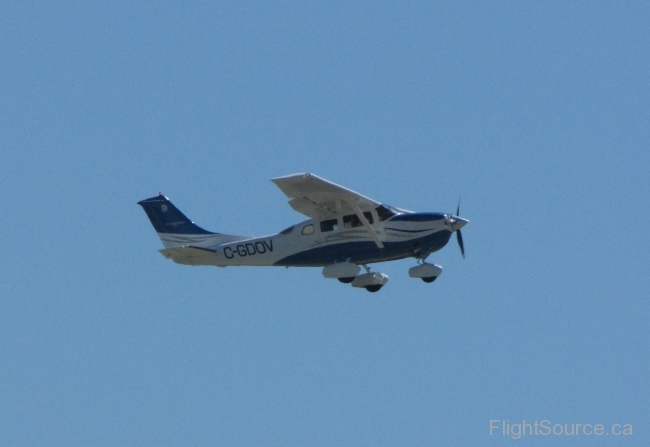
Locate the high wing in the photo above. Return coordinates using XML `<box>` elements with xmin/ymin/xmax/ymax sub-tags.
<box><xmin>271</xmin><ymin>173</ymin><xmax>385</xmax><ymax>248</ymax></box>
<box><xmin>271</xmin><ymin>173</ymin><xmax>380</xmax><ymax>220</ymax></box>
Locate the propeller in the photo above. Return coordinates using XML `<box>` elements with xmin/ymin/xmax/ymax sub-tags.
<box><xmin>456</xmin><ymin>201</ymin><xmax>465</xmax><ymax>259</ymax></box>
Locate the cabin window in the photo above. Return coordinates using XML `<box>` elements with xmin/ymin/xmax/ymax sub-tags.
<box><xmin>343</xmin><ymin>212</ymin><xmax>373</xmax><ymax>228</ymax></box>
<box><xmin>320</xmin><ymin>219</ymin><xmax>338</xmax><ymax>232</ymax></box>
<box><xmin>301</xmin><ymin>224</ymin><xmax>314</xmax><ymax>235</ymax></box>
<box><xmin>343</xmin><ymin>214</ymin><xmax>360</xmax><ymax>228</ymax></box>
<box><xmin>376</xmin><ymin>205</ymin><xmax>397</xmax><ymax>221</ymax></box>
<box><xmin>280</xmin><ymin>225</ymin><xmax>294</xmax><ymax>234</ymax></box>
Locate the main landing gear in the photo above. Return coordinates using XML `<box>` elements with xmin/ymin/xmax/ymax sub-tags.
<box><xmin>323</xmin><ymin>260</ymin><xmax>443</xmax><ymax>291</ymax></box>
<box><xmin>322</xmin><ymin>262</ymin><xmax>388</xmax><ymax>292</ymax></box>
<box><xmin>351</xmin><ymin>265</ymin><xmax>389</xmax><ymax>292</ymax></box>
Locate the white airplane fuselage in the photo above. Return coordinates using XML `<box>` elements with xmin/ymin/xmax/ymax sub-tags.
<box><xmin>156</xmin><ymin>212</ymin><xmax>455</xmax><ymax>268</ymax></box>
<box><xmin>138</xmin><ymin>173</ymin><xmax>468</xmax><ymax>291</ymax></box>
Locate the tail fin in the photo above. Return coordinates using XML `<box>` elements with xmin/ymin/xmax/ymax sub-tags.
<box><xmin>138</xmin><ymin>193</ymin><xmax>214</xmax><ymax>235</ymax></box>
<box><xmin>138</xmin><ymin>193</ymin><xmax>247</xmax><ymax>250</ymax></box>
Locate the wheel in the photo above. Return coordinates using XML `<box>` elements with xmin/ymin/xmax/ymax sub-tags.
<box><xmin>364</xmin><ymin>285</ymin><xmax>382</xmax><ymax>293</ymax></box>
<box><xmin>338</xmin><ymin>277</ymin><xmax>355</xmax><ymax>284</ymax></box>
<box><xmin>422</xmin><ymin>276</ymin><xmax>437</xmax><ymax>283</ymax></box>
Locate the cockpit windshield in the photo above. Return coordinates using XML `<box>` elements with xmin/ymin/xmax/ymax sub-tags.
<box><xmin>375</xmin><ymin>204</ymin><xmax>400</xmax><ymax>221</ymax></box>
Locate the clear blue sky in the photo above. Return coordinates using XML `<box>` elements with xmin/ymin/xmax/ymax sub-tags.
<box><xmin>1</xmin><ymin>2</ymin><xmax>648</xmax><ymax>446</ymax></box>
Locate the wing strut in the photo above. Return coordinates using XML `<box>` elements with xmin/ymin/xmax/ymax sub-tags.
<box><xmin>350</xmin><ymin>202</ymin><xmax>385</xmax><ymax>249</ymax></box>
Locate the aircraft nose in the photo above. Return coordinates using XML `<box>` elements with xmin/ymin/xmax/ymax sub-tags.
<box><xmin>450</xmin><ymin>216</ymin><xmax>469</xmax><ymax>231</ymax></box>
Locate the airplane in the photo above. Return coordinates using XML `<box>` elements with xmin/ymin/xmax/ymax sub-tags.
<box><xmin>138</xmin><ymin>173</ymin><xmax>468</xmax><ymax>292</ymax></box>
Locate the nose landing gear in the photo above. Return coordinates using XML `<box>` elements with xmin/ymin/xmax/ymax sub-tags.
<box><xmin>409</xmin><ymin>261</ymin><xmax>443</xmax><ymax>283</ymax></box>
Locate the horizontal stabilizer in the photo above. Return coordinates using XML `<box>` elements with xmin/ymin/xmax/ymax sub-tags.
<box><xmin>159</xmin><ymin>246</ymin><xmax>220</xmax><ymax>266</ymax></box>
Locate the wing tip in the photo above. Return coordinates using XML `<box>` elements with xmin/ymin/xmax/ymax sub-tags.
<box><xmin>271</xmin><ymin>172</ymin><xmax>314</xmax><ymax>183</ymax></box>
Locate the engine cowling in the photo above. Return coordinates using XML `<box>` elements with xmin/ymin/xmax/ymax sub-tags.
<box><xmin>408</xmin><ymin>263</ymin><xmax>443</xmax><ymax>280</ymax></box>
<box><xmin>322</xmin><ymin>262</ymin><xmax>360</xmax><ymax>280</ymax></box>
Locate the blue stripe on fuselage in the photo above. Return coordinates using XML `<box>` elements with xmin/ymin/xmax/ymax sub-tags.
<box><xmin>388</xmin><ymin>212</ymin><xmax>446</xmax><ymax>222</ymax></box>
<box><xmin>273</xmin><ymin>229</ymin><xmax>453</xmax><ymax>267</ymax></box>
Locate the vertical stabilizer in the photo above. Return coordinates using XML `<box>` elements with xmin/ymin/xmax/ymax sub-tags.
<box><xmin>137</xmin><ymin>193</ymin><xmax>214</xmax><ymax>235</ymax></box>
<box><xmin>138</xmin><ymin>193</ymin><xmax>248</xmax><ymax>250</ymax></box>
